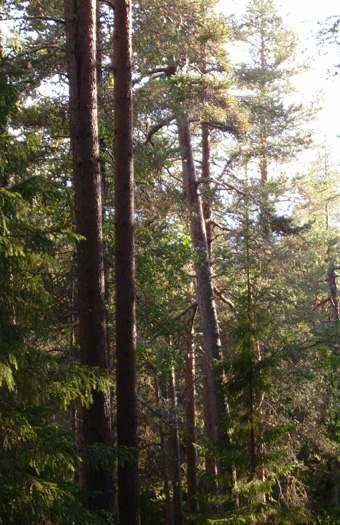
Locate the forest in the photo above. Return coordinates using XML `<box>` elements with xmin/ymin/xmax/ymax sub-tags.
<box><xmin>0</xmin><ymin>0</ymin><xmax>339</xmax><ymax>523</ymax></box>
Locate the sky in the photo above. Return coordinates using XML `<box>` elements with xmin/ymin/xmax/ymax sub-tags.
<box><xmin>218</xmin><ymin>0</ymin><xmax>340</xmax><ymax>166</ymax></box>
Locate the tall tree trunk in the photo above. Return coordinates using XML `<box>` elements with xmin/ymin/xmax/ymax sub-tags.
<box><xmin>201</xmin><ymin>123</ymin><xmax>223</xmax><ymax>493</ymax></box>
<box><xmin>64</xmin><ymin>0</ymin><xmax>113</xmax><ymax>512</ymax></box>
<box><xmin>96</xmin><ymin>0</ymin><xmax>112</xmax><ymax>354</ymax></box>
<box><xmin>184</xmin><ymin>312</ymin><xmax>198</xmax><ymax>513</ymax></box>
<box><xmin>327</xmin><ymin>256</ymin><xmax>339</xmax><ymax>322</ymax></box>
<box><xmin>325</xmin><ymin>216</ymin><xmax>339</xmax><ymax>506</ymax></box>
<box><xmin>155</xmin><ymin>378</ymin><xmax>174</xmax><ymax>525</ymax></box>
<box><xmin>177</xmin><ymin>111</ymin><xmax>226</xmax><ymax>486</ymax></box>
<box><xmin>96</xmin><ymin>0</ymin><xmax>109</xmax><ymax>205</ymax></box>
<box><xmin>168</xmin><ymin>367</ymin><xmax>183</xmax><ymax>525</ymax></box>
<box><xmin>113</xmin><ymin>1</ymin><xmax>139</xmax><ymax>524</ymax></box>
<box><xmin>159</xmin><ymin>367</ymin><xmax>183</xmax><ymax>525</ymax></box>
<box><xmin>259</xmin><ymin>23</ymin><xmax>270</xmax><ymax>236</ymax></box>
<box><xmin>245</xmin><ymin>210</ymin><xmax>257</xmax><ymax>484</ymax></box>
<box><xmin>202</xmin><ymin>123</ymin><xmax>212</xmax><ymax>258</ymax></box>
<box><xmin>259</xmin><ymin>114</ymin><xmax>270</xmax><ymax>236</ymax></box>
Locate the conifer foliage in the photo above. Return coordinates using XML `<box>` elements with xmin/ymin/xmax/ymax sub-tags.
<box><xmin>0</xmin><ymin>0</ymin><xmax>339</xmax><ymax>524</ymax></box>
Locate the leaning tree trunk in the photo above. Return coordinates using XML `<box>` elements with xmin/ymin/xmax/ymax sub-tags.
<box><xmin>113</xmin><ymin>1</ymin><xmax>139</xmax><ymax>524</ymax></box>
<box><xmin>177</xmin><ymin>111</ymin><xmax>226</xmax><ymax>486</ymax></box>
<box><xmin>64</xmin><ymin>0</ymin><xmax>113</xmax><ymax>512</ymax></box>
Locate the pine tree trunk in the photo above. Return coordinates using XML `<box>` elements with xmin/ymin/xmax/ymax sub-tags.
<box><xmin>327</xmin><ymin>257</ymin><xmax>339</xmax><ymax>322</ymax></box>
<box><xmin>259</xmin><ymin>114</ymin><xmax>270</xmax><ymax>236</ymax></box>
<box><xmin>64</xmin><ymin>0</ymin><xmax>113</xmax><ymax>512</ymax></box>
<box><xmin>259</xmin><ymin>23</ymin><xmax>270</xmax><ymax>236</ymax></box>
<box><xmin>184</xmin><ymin>315</ymin><xmax>198</xmax><ymax>513</ymax></box>
<box><xmin>168</xmin><ymin>367</ymin><xmax>183</xmax><ymax>525</ymax></box>
<box><xmin>155</xmin><ymin>379</ymin><xmax>174</xmax><ymax>525</ymax></box>
<box><xmin>201</xmin><ymin>123</ymin><xmax>226</xmax><ymax>494</ymax></box>
<box><xmin>162</xmin><ymin>434</ymin><xmax>175</xmax><ymax>525</ymax></box>
<box><xmin>177</xmin><ymin>111</ymin><xmax>226</xmax><ymax>484</ymax></box>
<box><xmin>113</xmin><ymin>1</ymin><xmax>139</xmax><ymax>523</ymax></box>
<box><xmin>326</xmin><ymin>249</ymin><xmax>339</xmax><ymax>506</ymax></box>
<box><xmin>158</xmin><ymin>371</ymin><xmax>183</xmax><ymax>525</ymax></box>
<box><xmin>202</xmin><ymin>123</ymin><xmax>212</xmax><ymax>258</ymax></box>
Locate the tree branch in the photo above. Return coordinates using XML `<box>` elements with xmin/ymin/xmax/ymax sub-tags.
<box><xmin>144</xmin><ymin>117</ymin><xmax>174</xmax><ymax>145</ymax></box>
<box><xmin>0</xmin><ymin>14</ymin><xmax>65</xmax><ymax>24</ymax></box>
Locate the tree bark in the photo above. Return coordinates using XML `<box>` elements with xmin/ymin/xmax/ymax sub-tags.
<box><xmin>155</xmin><ymin>378</ymin><xmax>174</xmax><ymax>525</ymax></box>
<box><xmin>202</xmin><ymin>123</ymin><xmax>212</xmax><ymax>258</ymax></box>
<box><xmin>259</xmin><ymin>23</ymin><xmax>270</xmax><ymax>237</ymax></box>
<box><xmin>327</xmin><ymin>257</ymin><xmax>339</xmax><ymax>322</ymax></box>
<box><xmin>177</xmin><ymin>112</ymin><xmax>226</xmax><ymax>485</ymax></box>
<box><xmin>184</xmin><ymin>313</ymin><xmax>198</xmax><ymax>513</ymax></box>
<box><xmin>64</xmin><ymin>0</ymin><xmax>113</xmax><ymax>512</ymax></box>
<box><xmin>158</xmin><ymin>367</ymin><xmax>183</xmax><ymax>525</ymax></box>
<box><xmin>168</xmin><ymin>367</ymin><xmax>183</xmax><ymax>525</ymax></box>
<box><xmin>113</xmin><ymin>1</ymin><xmax>139</xmax><ymax>524</ymax></box>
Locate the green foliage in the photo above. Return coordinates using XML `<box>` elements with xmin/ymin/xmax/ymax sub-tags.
<box><xmin>1</xmin><ymin>1</ymin><xmax>339</xmax><ymax>524</ymax></box>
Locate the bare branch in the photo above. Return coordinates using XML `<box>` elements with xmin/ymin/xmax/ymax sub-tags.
<box><xmin>144</xmin><ymin>117</ymin><xmax>174</xmax><ymax>145</ymax></box>
<box><xmin>0</xmin><ymin>14</ymin><xmax>65</xmax><ymax>24</ymax></box>
<box><xmin>214</xmin><ymin>287</ymin><xmax>235</xmax><ymax>310</ymax></box>
<box><xmin>100</xmin><ymin>0</ymin><xmax>115</xmax><ymax>9</ymax></box>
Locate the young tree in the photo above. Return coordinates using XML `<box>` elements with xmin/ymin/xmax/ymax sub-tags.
<box><xmin>237</xmin><ymin>0</ymin><xmax>312</xmax><ymax>233</ymax></box>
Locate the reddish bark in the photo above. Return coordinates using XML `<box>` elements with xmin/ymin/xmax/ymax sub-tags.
<box><xmin>177</xmin><ymin>112</ymin><xmax>226</xmax><ymax>484</ymax></box>
<box><xmin>202</xmin><ymin>123</ymin><xmax>212</xmax><ymax>258</ymax></box>
<box><xmin>64</xmin><ymin>0</ymin><xmax>113</xmax><ymax>511</ymax></box>
<box><xmin>113</xmin><ymin>0</ymin><xmax>139</xmax><ymax>523</ymax></box>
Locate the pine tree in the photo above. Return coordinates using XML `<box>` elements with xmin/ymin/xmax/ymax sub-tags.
<box><xmin>113</xmin><ymin>0</ymin><xmax>139</xmax><ymax>523</ymax></box>
<box><xmin>236</xmin><ymin>0</ymin><xmax>312</xmax><ymax>233</ymax></box>
<box><xmin>64</xmin><ymin>0</ymin><xmax>114</xmax><ymax>513</ymax></box>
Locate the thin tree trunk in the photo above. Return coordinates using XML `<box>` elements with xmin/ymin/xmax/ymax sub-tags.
<box><xmin>259</xmin><ymin>24</ymin><xmax>270</xmax><ymax>236</ymax></box>
<box><xmin>259</xmin><ymin>114</ymin><xmax>270</xmax><ymax>236</ymax></box>
<box><xmin>158</xmin><ymin>371</ymin><xmax>183</xmax><ymax>525</ymax></box>
<box><xmin>96</xmin><ymin>0</ymin><xmax>109</xmax><ymax>206</ymax></box>
<box><xmin>96</xmin><ymin>0</ymin><xmax>111</xmax><ymax>352</ymax></box>
<box><xmin>184</xmin><ymin>312</ymin><xmax>198</xmax><ymax>513</ymax></box>
<box><xmin>64</xmin><ymin>0</ymin><xmax>113</xmax><ymax>512</ymax></box>
<box><xmin>177</xmin><ymin>111</ymin><xmax>226</xmax><ymax>485</ymax></box>
<box><xmin>327</xmin><ymin>257</ymin><xmax>339</xmax><ymax>322</ymax></box>
<box><xmin>155</xmin><ymin>379</ymin><xmax>174</xmax><ymax>525</ymax></box>
<box><xmin>201</xmin><ymin>120</ymin><xmax>219</xmax><ymax>491</ymax></box>
<box><xmin>113</xmin><ymin>0</ymin><xmax>139</xmax><ymax>523</ymax></box>
<box><xmin>327</xmin><ymin>244</ymin><xmax>340</xmax><ymax>508</ymax></box>
<box><xmin>202</xmin><ymin>123</ymin><xmax>212</xmax><ymax>258</ymax></box>
<box><xmin>161</xmin><ymin>432</ymin><xmax>174</xmax><ymax>525</ymax></box>
<box><xmin>245</xmin><ymin>210</ymin><xmax>257</xmax><ymax>483</ymax></box>
<box><xmin>255</xmin><ymin>341</ymin><xmax>267</xmax><ymax>505</ymax></box>
<box><xmin>168</xmin><ymin>367</ymin><xmax>183</xmax><ymax>525</ymax></box>
<box><xmin>249</xmin><ymin>364</ymin><xmax>256</xmax><ymax>481</ymax></box>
